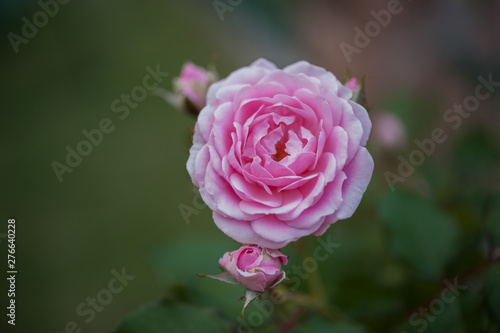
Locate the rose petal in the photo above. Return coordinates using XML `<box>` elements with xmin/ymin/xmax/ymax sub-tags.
<box><xmin>251</xmin><ymin>215</ymin><xmax>323</xmax><ymax>245</ymax></box>
<box><xmin>250</xmin><ymin>58</ymin><xmax>278</xmax><ymax>70</ymax></box>
<box><xmin>349</xmin><ymin>100</ymin><xmax>371</xmax><ymax>146</ymax></box>
<box><xmin>334</xmin><ymin>147</ymin><xmax>374</xmax><ymax>220</ymax></box>
<box><xmin>239</xmin><ymin>189</ymin><xmax>303</xmax><ymax>215</ymax></box>
<box><xmin>204</xmin><ymin>163</ymin><xmax>254</xmax><ymax>220</ymax></box>
<box><xmin>230</xmin><ymin>173</ymin><xmax>283</xmax><ymax>207</ymax></box>
<box><xmin>213</xmin><ymin>213</ymin><xmax>287</xmax><ymax>249</ymax></box>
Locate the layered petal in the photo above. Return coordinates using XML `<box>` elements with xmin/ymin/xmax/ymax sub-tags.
<box><xmin>187</xmin><ymin>58</ymin><xmax>373</xmax><ymax>249</ymax></box>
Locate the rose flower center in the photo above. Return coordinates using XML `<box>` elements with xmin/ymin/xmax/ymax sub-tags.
<box><xmin>272</xmin><ymin>139</ymin><xmax>290</xmax><ymax>162</ymax></box>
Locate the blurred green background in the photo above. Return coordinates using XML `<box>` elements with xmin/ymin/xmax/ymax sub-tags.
<box><xmin>1</xmin><ymin>0</ymin><xmax>499</xmax><ymax>332</ymax></box>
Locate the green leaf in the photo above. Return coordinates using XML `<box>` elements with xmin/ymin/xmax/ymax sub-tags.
<box><xmin>295</xmin><ymin>317</ymin><xmax>367</xmax><ymax>333</ymax></box>
<box><xmin>379</xmin><ymin>190</ymin><xmax>459</xmax><ymax>279</ymax></box>
<box><xmin>452</xmin><ymin>130</ymin><xmax>500</xmax><ymax>192</ymax></box>
<box><xmin>196</xmin><ymin>271</ymin><xmax>239</xmax><ymax>285</ymax></box>
<box><xmin>485</xmin><ymin>194</ymin><xmax>500</xmax><ymax>246</ymax></box>
<box><xmin>486</xmin><ymin>264</ymin><xmax>500</xmax><ymax>321</ymax></box>
<box><xmin>425</xmin><ymin>299</ymin><xmax>466</xmax><ymax>333</ymax></box>
<box><xmin>396</xmin><ymin>299</ymin><xmax>465</xmax><ymax>333</ymax></box>
<box><xmin>459</xmin><ymin>280</ymin><xmax>491</xmax><ymax>332</ymax></box>
<box><xmin>115</xmin><ymin>301</ymin><xmax>234</xmax><ymax>333</ymax></box>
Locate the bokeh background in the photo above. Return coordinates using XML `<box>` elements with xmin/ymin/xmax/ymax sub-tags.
<box><xmin>1</xmin><ymin>0</ymin><xmax>499</xmax><ymax>332</ymax></box>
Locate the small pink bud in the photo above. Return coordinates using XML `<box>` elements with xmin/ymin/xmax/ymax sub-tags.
<box><xmin>372</xmin><ymin>112</ymin><xmax>406</xmax><ymax>150</ymax></box>
<box><xmin>219</xmin><ymin>245</ymin><xmax>287</xmax><ymax>292</ymax></box>
<box><xmin>173</xmin><ymin>63</ymin><xmax>216</xmax><ymax>115</ymax></box>
<box><xmin>346</xmin><ymin>77</ymin><xmax>360</xmax><ymax>92</ymax></box>
<box><xmin>345</xmin><ymin>77</ymin><xmax>364</xmax><ymax>102</ymax></box>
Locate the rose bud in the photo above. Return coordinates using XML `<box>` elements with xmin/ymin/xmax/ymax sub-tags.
<box><xmin>345</xmin><ymin>77</ymin><xmax>360</xmax><ymax>92</ymax></box>
<box><xmin>345</xmin><ymin>76</ymin><xmax>366</xmax><ymax>104</ymax></box>
<box><xmin>173</xmin><ymin>62</ymin><xmax>217</xmax><ymax>115</ymax></box>
<box><xmin>219</xmin><ymin>245</ymin><xmax>288</xmax><ymax>292</ymax></box>
<box><xmin>372</xmin><ymin>112</ymin><xmax>406</xmax><ymax>150</ymax></box>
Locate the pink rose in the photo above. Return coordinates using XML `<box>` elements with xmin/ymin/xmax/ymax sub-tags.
<box><xmin>174</xmin><ymin>63</ymin><xmax>214</xmax><ymax>114</ymax></box>
<box><xmin>219</xmin><ymin>245</ymin><xmax>287</xmax><ymax>292</ymax></box>
<box><xmin>187</xmin><ymin>59</ymin><xmax>374</xmax><ymax>249</ymax></box>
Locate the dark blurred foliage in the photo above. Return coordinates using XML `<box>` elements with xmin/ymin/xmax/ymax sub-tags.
<box><xmin>0</xmin><ymin>0</ymin><xmax>498</xmax><ymax>332</ymax></box>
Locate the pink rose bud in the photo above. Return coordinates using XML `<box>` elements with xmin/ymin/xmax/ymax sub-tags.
<box><xmin>346</xmin><ymin>77</ymin><xmax>360</xmax><ymax>92</ymax></box>
<box><xmin>372</xmin><ymin>112</ymin><xmax>406</xmax><ymax>150</ymax></box>
<box><xmin>173</xmin><ymin>63</ymin><xmax>216</xmax><ymax>115</ymax></box>
<box><xmin>219</xmin><ymin>245</ymin><xmax>287</xmax><ymax>292</ymax></box>
<box><xmin>345</xmin><ymin>77</ymin><xmax>364</xmax><ymax>103</ymax></box>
